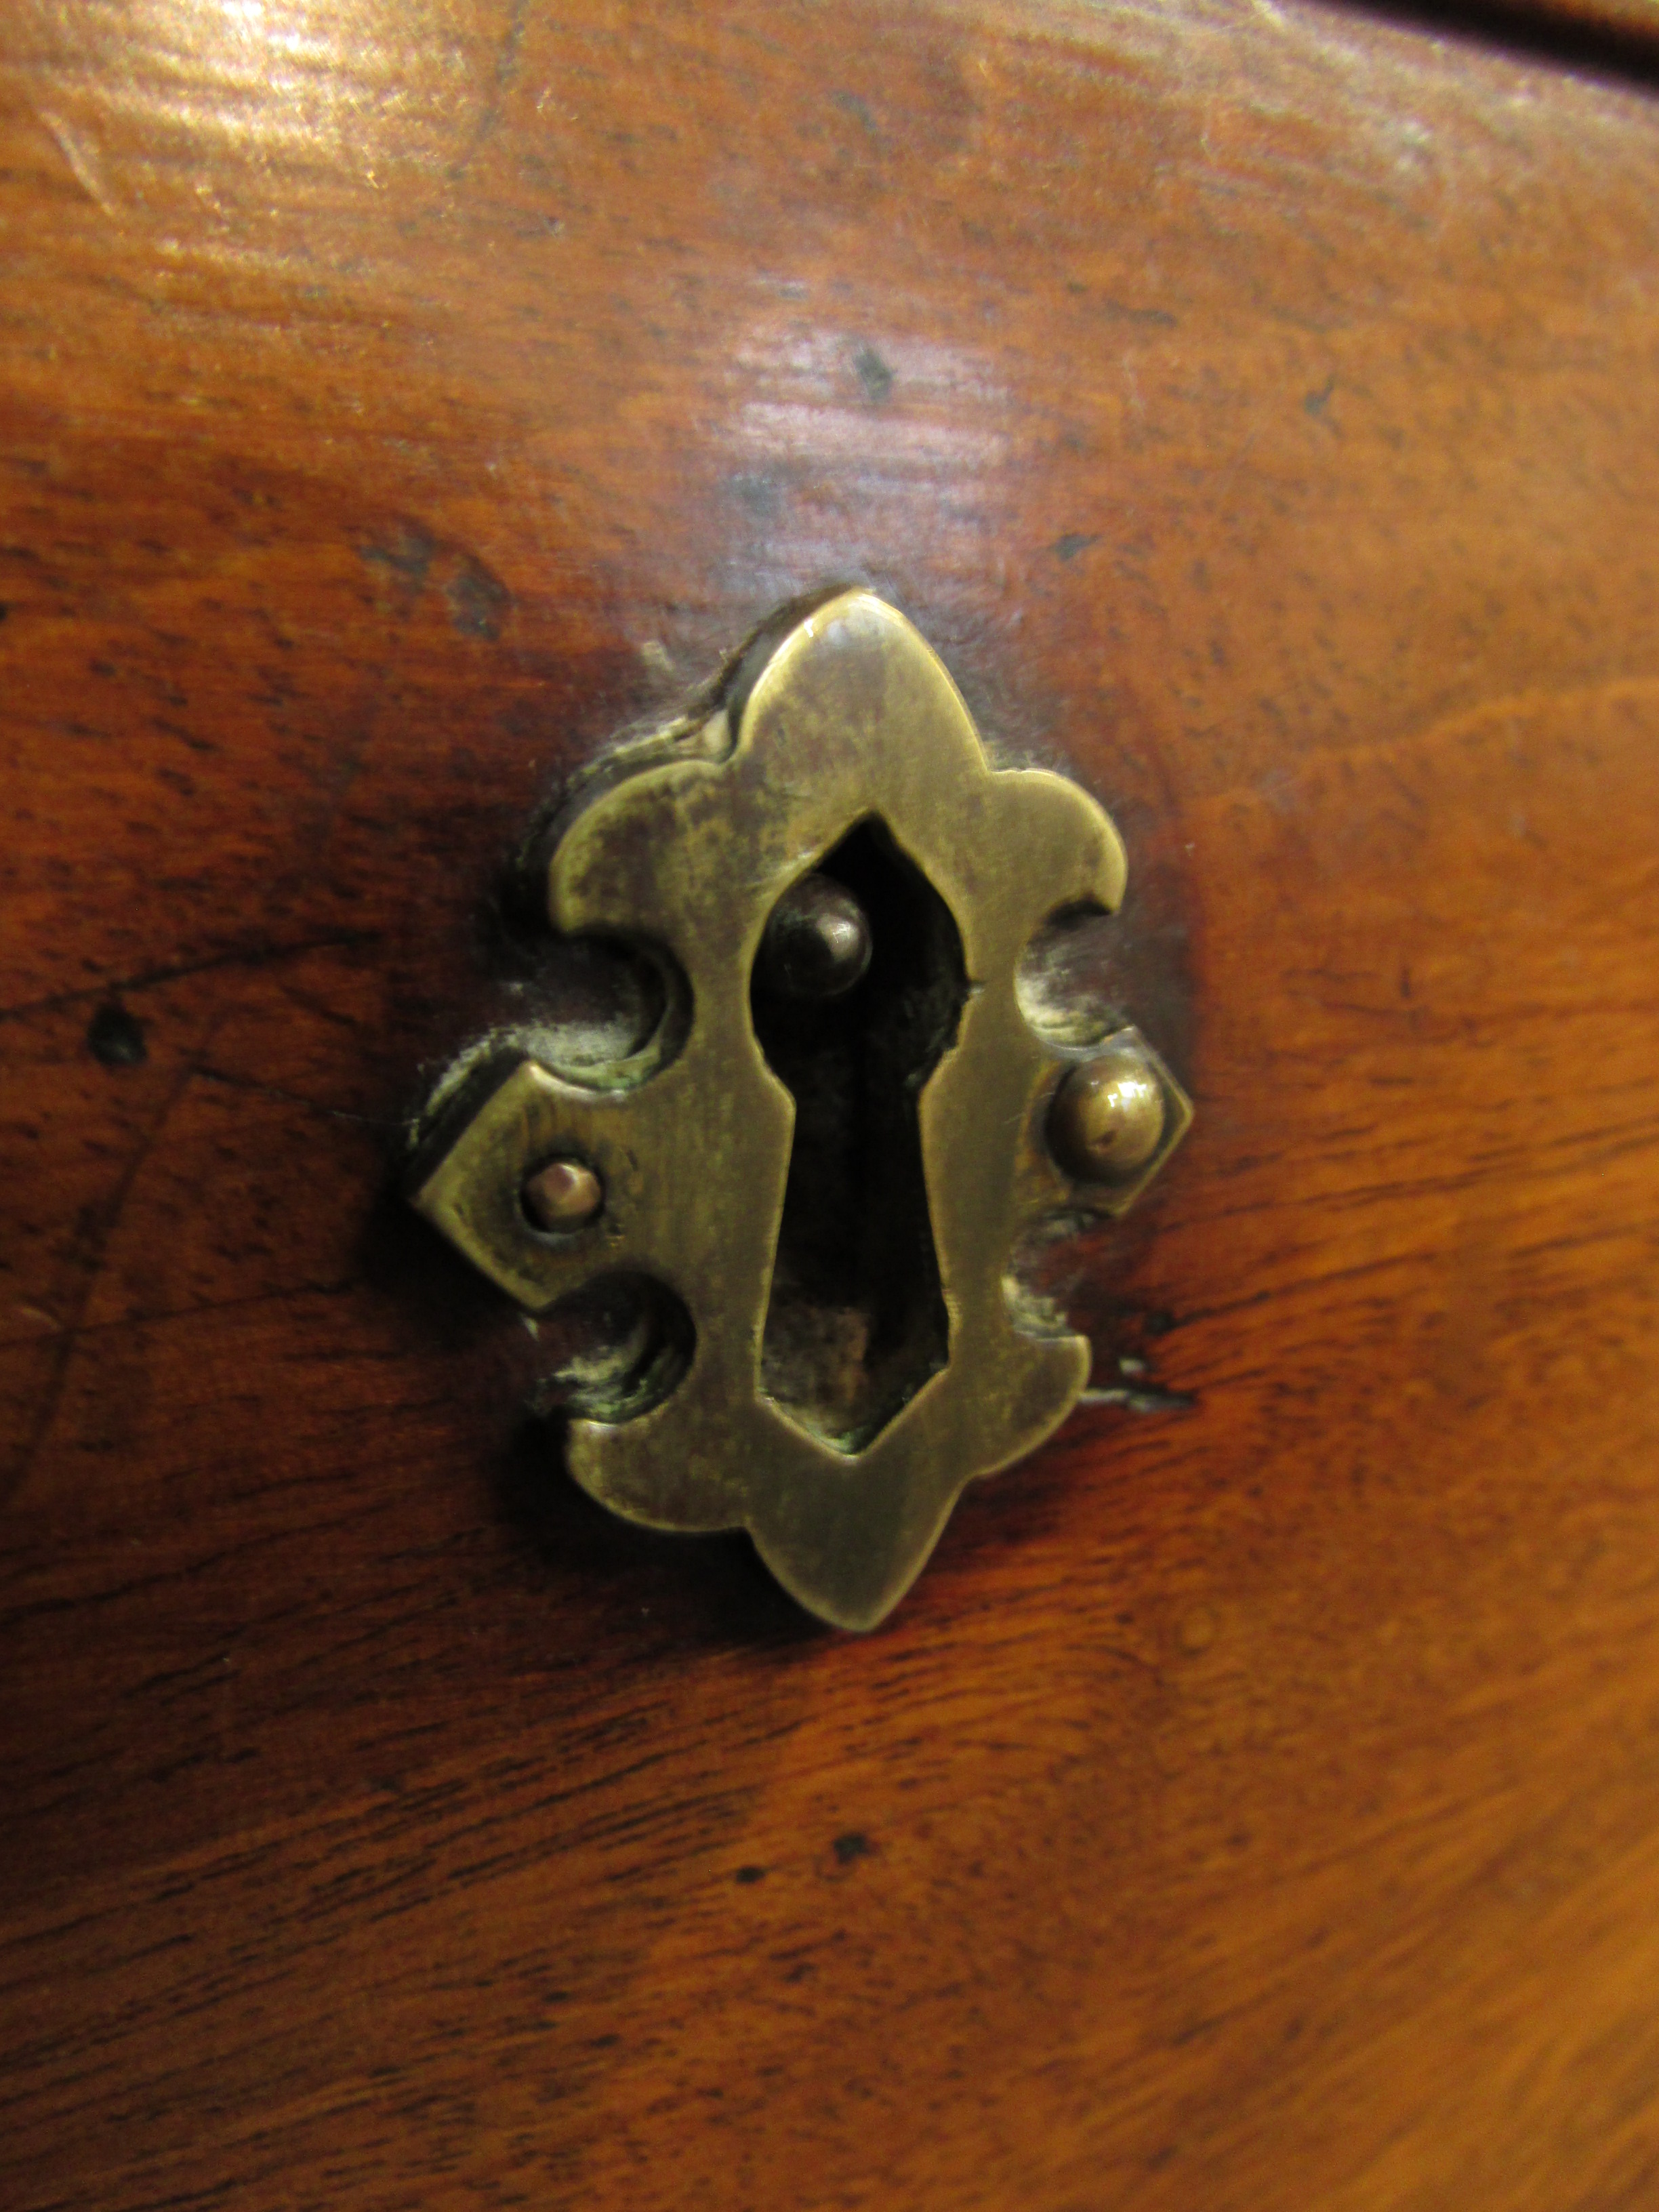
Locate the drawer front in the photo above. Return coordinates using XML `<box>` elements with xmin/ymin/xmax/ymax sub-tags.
<box><xmin>3</xmin><ymin>3</ymin><xmax>1659</xmax><ymax>2207</ymax></box>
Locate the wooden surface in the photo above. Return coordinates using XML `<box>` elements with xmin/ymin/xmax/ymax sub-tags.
<box><xmin>5</xmin><ymin>1</ymin><xmax>1659</xmax><ymax>2206</ymax></box>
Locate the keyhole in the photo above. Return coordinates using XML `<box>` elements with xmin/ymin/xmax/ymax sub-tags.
<box><xmin>750</xmin><ymin>819</ymin><xmax>969</xmax><ymax>1452</ymax></box>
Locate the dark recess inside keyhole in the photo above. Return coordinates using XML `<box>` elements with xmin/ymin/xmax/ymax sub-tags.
<box><xmin>750</xmin><ymin>819</ymin><xmax>969</xmax><ymax>1451</ymax></box>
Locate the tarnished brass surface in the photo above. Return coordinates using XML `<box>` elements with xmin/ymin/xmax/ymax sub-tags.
<box><xmin>522</xmin><ymin>1157</ymin><xmax>605</xmax><ymax>1233</ymax></box>
<box><xmin>1048</xmin><ymin>1037</ymin><xmax>1181</xmax><ymax>1191</ymax></box>
<box><xmin>409</xmin><ymin>591</ymin><xmax>1191</xmax><ymax>1629</ymax></box>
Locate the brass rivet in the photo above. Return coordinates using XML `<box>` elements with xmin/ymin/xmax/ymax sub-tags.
<box><xmin>523</xmin><ymin>1156</ymin><xmax>603</xmax><ymax>1233</ymax></box>
<box><xmin>759</xmin><ymin>874</ymin><xmax>873</xmax><ymax>1000</ymax></box>
<box><xmin>1048</xmin><ymin>1044</ymin><xmax>1166</xmax><ymax>1183</ymax></box>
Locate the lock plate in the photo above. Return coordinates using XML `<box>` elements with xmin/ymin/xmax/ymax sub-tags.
<box><xmin>409</xmin><ymin>591</ymin><xmax>1190</xmax><ymax>1629</ymax></box>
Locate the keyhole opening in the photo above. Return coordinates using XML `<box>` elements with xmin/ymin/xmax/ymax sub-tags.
<box><xmin>751</xmin><ymin>819</ymin><xmax>969</xmax><ymax>1452</ymax></box>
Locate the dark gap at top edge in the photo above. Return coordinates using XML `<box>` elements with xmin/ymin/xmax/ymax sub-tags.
<box><xmin>1323</xmin><ymin>0</ymin><xmax>1659</xmax><ymax>95</ymax></box>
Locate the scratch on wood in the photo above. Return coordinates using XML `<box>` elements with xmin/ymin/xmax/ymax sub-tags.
<box><xmin>40</xmin><ymin>112</ymin><xmax>119</xmax><ymax>222</ymax></box>
<box><xmin>0</xmin><ymin>929</ymin><xmax>383</xmax><ymax>1026</ymax></box>
<box><xmin>3</xmin><ymin>1044</ymin><xmax>204</xmax><ymax>1509</ymax></box>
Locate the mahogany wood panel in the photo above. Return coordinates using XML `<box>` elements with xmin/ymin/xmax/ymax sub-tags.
<box><xmin>3</xmin><ymin>1</ymin><xmax>1659</xmax><ymax>2207</ymax></box>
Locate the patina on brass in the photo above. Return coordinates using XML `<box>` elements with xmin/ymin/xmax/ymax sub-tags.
<box><xmin>758</xmin><ymin>873</ymin><xmax>874</xmax><ymax>1000</ymax></box>
<box><xmin>409</xmin><ymin>590</ymin><xmax>1191</xmax><ymax>1630</ymax></box>
<box><xmin>522</xmin><ymin>1157</ymin><xmax>605</xmax><ymax>1233</ymax></box>
<box><xmin>1048</xmin><ymin>1040</ymin><xmax>1169</xmax><ymax>1187</ymax></box>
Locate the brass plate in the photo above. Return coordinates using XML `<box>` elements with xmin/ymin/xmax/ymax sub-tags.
<box><xmin>410</xmin><ymin>591</ymin><xmax>1191</xmax><ymax>1629</ymax></box>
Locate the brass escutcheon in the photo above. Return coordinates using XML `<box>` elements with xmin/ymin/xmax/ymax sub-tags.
<box><xmin>408</xmin><ymin>591</ymin><xmax>1191</xmax><ymax>1629</ymax></box>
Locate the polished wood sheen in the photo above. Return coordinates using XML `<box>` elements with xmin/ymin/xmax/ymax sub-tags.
<box><xmin>4</xmin><ymin>2</ymin><xmax>1659</xmax><ymax>2207</ymax></box>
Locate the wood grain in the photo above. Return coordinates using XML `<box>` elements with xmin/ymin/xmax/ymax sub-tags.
<box><xmin>4</xmin><ymin>1</ymin><xmax>1659</xmax><ymax>2207</ymax></box>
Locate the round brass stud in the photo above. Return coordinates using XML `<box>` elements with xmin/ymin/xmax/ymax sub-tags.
<box><xmin>758</xmin><ymin>873</ymin><xmax>873</xmax><ymax>1000</ymax></box>
<box><xmin>523</xmin><ymin>1156</ymin><xmax>604</xmax><ymax>1233</ymax></box>
<box><xmin>1048</xmin><ymin>1044</ymin><xmax>1166</xmax><ymax>1183</ymax></box>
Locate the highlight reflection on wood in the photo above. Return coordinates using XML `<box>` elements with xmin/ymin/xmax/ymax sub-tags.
<box><xmin>3</xmin><ymin>3</ymin><xmax>1659</xmax><ymax>2209</ymax></box>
